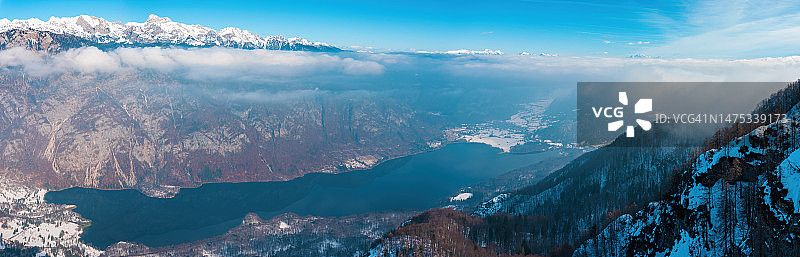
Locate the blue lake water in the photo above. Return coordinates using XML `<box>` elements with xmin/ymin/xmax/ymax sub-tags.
<box><xmin>45</xmin><ymin>143</ymin><xmax>556</xmax><ymax>249</ymax></box>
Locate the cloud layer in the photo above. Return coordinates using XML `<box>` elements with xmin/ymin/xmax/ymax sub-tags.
<box><xmin>3</xmin><ymin>46</ymin><xmax>800</xmax><ymax>130</ymax></box>
<box><xmin>2</xmin><ymin>46</ymin><xmax>800</xmax><ymax>86</ymax></box>
<box><xmin>441</xmin><ymin>55</ymin><xmax>800</xmax><ymax>83</ymax></box>
<box><xmin>0</xmin><ymin>47</ymin><xmax>385</xmax><ymax>80</ymax></box>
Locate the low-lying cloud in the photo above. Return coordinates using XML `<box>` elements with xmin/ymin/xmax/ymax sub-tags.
<box><xmin>0</xmin><ymin>47</ymin><xmax>386</xmax><ymax>80</ymax></box>
<box><xmin>3</xmin><ymin>46</ymin><xmax>800</xmax><ymax>128</ymax></box>
<box><xmin>442</xmin><ymin>55</ymin><xmax>800</xmax><ymax>83</ymax></box>
<box><xmin>222</xmin><ymin>89</ymin><xmax>323</xmax><ymax>103</ymax></box>
<box><xmin>2</xmin><ymin>46</ymin><xmax>800</xmax><ymax>87</ymax></box>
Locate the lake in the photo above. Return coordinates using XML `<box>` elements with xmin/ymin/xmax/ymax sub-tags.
<box><xmin>45</xmin><ymin>143</ymin><xmax>557</xmax><ymax>249</ymax></box>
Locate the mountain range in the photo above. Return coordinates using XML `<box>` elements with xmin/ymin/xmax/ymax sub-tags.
<box><xmin>0</xmin><ymin>14</ymin><xmax>340</xmax><ymax>52</ymax></box>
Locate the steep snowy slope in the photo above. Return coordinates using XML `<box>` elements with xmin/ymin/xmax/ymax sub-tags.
<box><xmin>470</xmin><ymin>125</ymin><xmax>697</xmax><ymax>255</ymax></box>
<box><xmin>575</xmin><ymin>90</ymin><xmax>800</xmax><ymax>256</ymax></box>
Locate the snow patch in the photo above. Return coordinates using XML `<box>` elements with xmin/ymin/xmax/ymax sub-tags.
<box><xmin>475</xmin><ymin>193</ymin><xmax>509</xmax><ymax>216</ymax></box>
<box><xmin>449</xmin><ymin>193</ymin><xmax>473</xmax><ymax>201</ymax></box>
<box><xmin>778</xmin><ymin>148</ymin><xmax>800</xmax><ymax>212</ymax></box>
<box><xmin>450</xmin><ymin>96</ymin><xmax>568</xmax><ymax>152</ymax></box>
<box><xmin>461</xmin><ymin>128</ymin><xmax>525</xmax><ymax>152</ymax></box>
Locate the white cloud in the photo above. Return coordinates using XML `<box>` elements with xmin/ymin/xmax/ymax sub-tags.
<box><xmin>3</xmin><ymin>46</ymin><xmax>800</xmax><ymax>87</ymax></box>
<box><xmin>57</xmin><ymin>47</ymin><xmax>122</xmax><ymax>73</ymax></box>
<box><xmin>0</xmin><ymin>47</ymin><xmax>385</xmax><ymax>80</ymax></box>
<box><xmin>642</xmin><ymin>0</ymin><xmax>800</xmax><ymax>58</ymax></box>
<box><xmin>0</xmin><ymin>47</ymin><xmax>42</xmax><ymax>67</ymax></box>
<box><xmin>223</xmin><ymin>89</ymin><xmax>322</xmax><ymax>103</ymax></box>
<box><xmin>650</xmin><ymin>14</ymin><xmax>800</xmax><ymax>58</ymax></box>
<box><xmin>340</xmin><ymin>57</ymin><xmax>385</xmax><ymax>75</ymax></box>
<box><xmin>444</xmin><ymin>55</ymin><xmax>800</xmax><ymax>83</ymax></box>
<box><xmin>627</xmin><ymin>41</ymin><xmax>650</xmax><ymax>45</ymax></box>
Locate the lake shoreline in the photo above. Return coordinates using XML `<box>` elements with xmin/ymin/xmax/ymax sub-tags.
<box><xmin>45</xmin><ymin>142</ymin><xmax>553</xmax><ymax>249</ymax></box>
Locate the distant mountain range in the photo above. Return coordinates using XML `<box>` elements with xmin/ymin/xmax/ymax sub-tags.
<box><xmin>0</xmin><ymin>14</ymin><xmax>340</xmax><ymax>52</ymax></box>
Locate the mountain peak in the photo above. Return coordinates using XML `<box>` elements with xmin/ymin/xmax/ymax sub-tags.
<box><xmin>146</xmin><ymin>14</ymin><xmax>172</xmax><ymax>23</ymax></box>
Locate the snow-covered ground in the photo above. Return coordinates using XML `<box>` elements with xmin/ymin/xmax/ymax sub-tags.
<box><xmin>778</xmin><ymin>148</ymin><xmax>800</xmax><ymax>212</ymax></box>
<box><xmin>0</xmin><ymin>178</ymin><xmax>101</xmax><ymax>257</ymax></box>
<box><xmin>507</xmin><ymin>99</ymin><xmax>554</xmax><ymax>131</ymax></box>
<box><xmin>452</xmin><ymin>97</ymin><xmax>566</xmax><ymax>152</ymax></box>
<box><xmin>449</xmin><ymin>192</ymin><xmax>473</xmax><ymax>201</ymax></box>
<box><xmin>339</xmin><ymin>155</ymin><xmax>381</xmax><ymax>170</ymax></box>
<box><xmin>460</xmin><ymin>127</ymin><xmax>526</xmax><ymax>152</ymax></box>
<box><xmin>575</xmin><ymin>109</ymin><xmax>800</xmax><ymax>256</ymax></box>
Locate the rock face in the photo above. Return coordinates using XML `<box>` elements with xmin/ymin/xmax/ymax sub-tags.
<box><xmin>0</xmin><ymin>29</ymin><xmax>94</xmax><ymax>53</ymax></box>
<box><xmin>0</xmin><ymin>15</ymin><xmax>340</xmax><ymax>52</ymax></box>
<box><xmin>0</xmin><ymin>71</ymin><xmax>443</xmax><ymax>196</ymax></box>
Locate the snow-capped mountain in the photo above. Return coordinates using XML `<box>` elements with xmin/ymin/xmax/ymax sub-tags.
<box><xmin>0</xmin><ymin>14</ymin><xmax>339</xmax><ymax>52</ymax></box>
<box><xmin>414</xmin><ymin>49</ymin><xmax>504</xmax><ymax>55</ymax></box>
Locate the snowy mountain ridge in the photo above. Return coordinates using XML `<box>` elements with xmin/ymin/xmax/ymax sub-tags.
<box><xmin>0</xmin><ymin>14</ymin><xmax>339</xmax><ymax>51</ymax></box>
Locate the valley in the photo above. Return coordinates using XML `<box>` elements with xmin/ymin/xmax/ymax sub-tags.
<box><xmin>45</xmin><ymin>143</ymin><xmax>561</xmax><ymax>249</ymax></box>
<box><xmin>1</xmin><ymin>9</ymin><xmax>798</xmax><ymax>257</ymax></box>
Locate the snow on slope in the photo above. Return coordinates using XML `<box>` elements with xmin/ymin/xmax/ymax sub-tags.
<box><xmin>575</xmin><ymin>106</ymin><xmax>800</xmax><ymax>256</ymax></box>
<box><xmin>778</xmin><ymin>149</ymin><xmax>800</xmax><ymax>212</ymax></box>
<box><xmin>0</xmin><ymin>178</ymin><xmax>100</xmax><ymax>257</ymax></box>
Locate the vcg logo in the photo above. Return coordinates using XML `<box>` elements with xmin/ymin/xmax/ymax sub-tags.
<box><xmin>591</xmin><ymin>92</ymin><xmax>652</xmax><ymax>137</ymax></box>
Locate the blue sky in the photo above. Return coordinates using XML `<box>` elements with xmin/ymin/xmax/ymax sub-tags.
<box><xmin>2</xmin><ymin>0</ymin><xmax>800</xmax><ymax>58</ymax></box>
